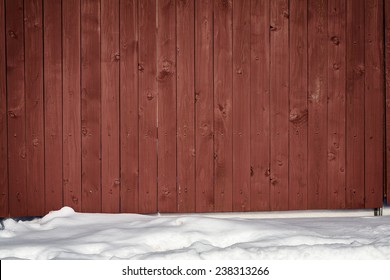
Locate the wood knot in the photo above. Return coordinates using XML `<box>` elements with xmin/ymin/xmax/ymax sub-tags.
<box><xmin>195</xmin><ymin>92</ymin><xmax>200</xmax><ymax>103</ymax></box>
<box><xmin>354</xmin><ymin>64</ymin><xmax>365</xmax><ymax>76</ymax></box>
<box><xmin>8</xmin><ymin>111</ymin><xmax>16</xmax><ymax>118</ymax></box>
<box><xmin>82</xmin><ymin>127</ymin><xmax>88</xmax><ymax>136</ymax></box>
<box><xmin>32</xmin><ymin>138</ymin><xmax>39</xmax><ymax>147</ymax></box>
<box><xmin>236</xmin><ymin>68</ymin><xmax>243</xmax><ymax>75</ymax></box>
<box><xmin>270</xmin><ymin>176</ymin><xmax>278</xmax><ymax>185</ymax></box>
<box><xmin>289</xmin><ymin>108</ymin><xmax>308</xmax><ymax>126</ymax></box>
<box><xmin>283</xmin><ymin>10</ymin><xmax>289</xmax><ymax>19</ymax></box>
<box><xmin>8</xmin><ymin>30</ymin><xmax>17</xmax><ymax>39</ymax></box>
<box><xmin>264</xmin><ymin>168</ymin><xmax>270</xmax><ymax>177</ymax></box>
<box><xmin>114</xmin><ymin>179</ymin><xmax>120</xmax><ymax>185</ymax></box>
<box><xmin>19</xmin><ymin>149</ymin><xmax>26</xmax><ymax>159</ymax></box>
<box><xmin>333</xmin><ymin>63</ymin><xmax>340</xmax><ymax>70</ymax></box>
<box><xmin>328</xmin><ymin>152</ymin><xmax>336</xmax><ymax>161</ymax></box>
<box><xmin>71</xmin><ymin>196</ymin><xmax>79</xmax><ymax>203</ymax></box>
<box><xmin>158</xmin><ymin>60</ymin><xmax>174</xmax><ymax>80</ymax></box>
<box><xmin>138</xmin><ymin>63</ymin><xmax>144</xmax><ymax>72</ymax></box>
<box><xmin>114</xmin><ymin>53</ymin><xmax>120</xmax><ymax>61</ymax></box>
<box><xmin>214</xmin><ymin>152</ymin><xmax>218</xmax><ymax>160</ymax></box>
<box><xmin>250</xmin><ymin>166</ymin><xmax>254</xmax><ymax>177</ymax></box>
<box><xmin>270</xmin><ymin>25</ymin><xmax>277</xmax><ymax>31</ymax></box>
<box><xmin>331</xmin><ymin>36</ymin><xmax>340</xmax><ymax>45</ymax></box>
<box><xmin>146</xmin><ymin>91</ymin><xmax>154</xmax><ymax>101</ymax></box>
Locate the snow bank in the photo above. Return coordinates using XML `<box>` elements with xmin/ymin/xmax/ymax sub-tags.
<box><xmin>1</xmin><ymin>207</ymin><xmax>390</xmax><ymax>260</ymax></box>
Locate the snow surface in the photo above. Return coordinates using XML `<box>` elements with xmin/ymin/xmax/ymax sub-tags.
<box><xmin>1</xmin><ymin>206</ymin><xmax>390</xmax><ymax>260</ymax></box>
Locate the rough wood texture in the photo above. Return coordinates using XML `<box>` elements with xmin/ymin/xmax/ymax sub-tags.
<box><xmin>24</xmin><ymin>0</ymin><xmax>45</xmax><ymax>216</ymax></box>
<box><xmin>157</xmin><ymin>0</ymin><xmax>177</xmax><ymax>213</ymax></box>
<box><xmin>138</xmin><ymin>0</ymin><xmax>158</xmax><ymax>213</ymax></box>
<box><xmin>101</xmin><ymin>0</ymin><xmax>120</xmax><ymax>213</ymax></box>
<box><xmin>81</xmin><ymin>0</ymin><xmax>101</xmax><ymax>212</ymax></box>
<box><xmin>386</xmin><ymin>0</ymin><xmax>390</xmax><ymax>205</ymax></box>
<box><xmin>1</xmin><ymin>0</ymin><xmax>388</xmax><ymax>215</ymax></box>
<box><xmin>120</xmin><ymin>0</ymin><xmax>139</xmax><ymax>213</ymax></box>
<box><xmin>232</xmin><ymin>0</ymin><xmax>250</xmax><ymax>211</ymax></box>
<box><xmin>177</xmin><ymin>0</ymin><xmax>195</xmax><ymax>213</ymax></box>
<box><xmin>214</xmin><ymin>0</ymin><xmax>233</xmax><ymax>212</ymax></box>
<box><xmin>6</xmin><ymin>0</ymin><xmax>27</xmax><ymax>216</ymax></box>
<box><xmin>346</xmin><ymin>0</ymin><xmax>365</xmax><ymax>208</ymax></box>
<box><xmin>0</xmin><ymin>0</ymin><xmax>7</xmax><ymax>216</ymax></box>
<box><xmin>250</xmin><ymin>0</ymin><xmax>270</xmax><ymax>211</ymax></box>
<box><xmin>270</xmin><ymin>0</ymin><xmax>289</xmax><ymax>210</ymax></box>
<box><xmin>364</xmin><ymin>0</ymin><xmax>384</xmax><ymax>208</ymax></box>
<box><xmin>289</xmin><ymin>0</ymin><xmax>308</xmax><ymax>210</ymax></box>
<box><xmin>308</xmin><ymin>0</ymin><xmax>328</xmax><ymax>209</ymax></box>
<box><xmin>44</xmin><ymin>0</ymin><xmax>63</xmax><ymax>212</ymax></box>
<box><xmin>195</xmin><ymin>0</ymin><xmax>214</xmax><ymax>212</ymax></box>
<box><xmin>327</xmin><ymin>0</ymin><xmax>346</xmax><ymax>209</ymax></box>
<box><xmin>63</xmin><ymin>0</ymin><xmax>81</xmax><ymax>211</ymax></box>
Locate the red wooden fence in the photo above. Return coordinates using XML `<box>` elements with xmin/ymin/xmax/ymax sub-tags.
<box><xmin>0</xmin><ymin>0</ymin><xmax>388</xmax><ymax>217</ymax></box>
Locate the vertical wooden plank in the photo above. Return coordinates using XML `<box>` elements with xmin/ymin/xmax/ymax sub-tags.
<box><xmin>214</xmin><ymin>0</ymin><xmax>233</xmax><ymax>212</ymax></box>
<box><xmin>195</xmin><ymin>0</ymin><xmax>214</xmax><ymax>212</ymax></box>
<box><xmin>120</xmin><ymin>0</ymin><xmax>139</xmax><ymax>213</ymax></box>
<box><xmin>386</xmin><ymin>0</ymin><xmax>390</xmax><ymax>205</ymax></box>
<box><xmin>138</xmin><ymin>0</ymin><xmax>157</xmax><ymax>213</ymax></box>
<box><xmin>250</xmin><ymin>0</ymin><xmax>270</xmax><ymax>211</ymax></box>
<box><xmin>0</xmin><ymin>0</ymin><xmax>7</xmax><ymax>216</ymax></box>
<box><xmin>81</xmin><ymin>0</ymin><xmax>101</xmax><ymax>212</ymax></box>
<box><xmin>177</xmin><ymin>0</ymin><xmax>195</xmax><ymax>213</ymax></box>
<box><xmin>289</xmin><ymin>0</ymin><xmax>308</xmax><ymax>210</ymax></box>
<box><xmin>63</xmin><ymin>0</ymin><xmax>81</xmax><ymax>211</ymax></box>
<box><xmin>157</xmin><ymin>0</ymin><xmax>177</xmax><ymax>212</ymax></box>
<box><xmin>101</xmin><ymin>0</ymin><xmax>120</xmax><ymax>213</ymax></box>
<box><xmin>6</xmin><ymin>0</ymin><xmax>26</xmax><ymax>216</ymax></box>
<box><xmin>328</xmin><ymin>0</ymin><xmax>346</xmax><ymax>209</ymax></box>
<box><xmin>346</xmin><ymin>0</ymin><xmax>365</xmax><ymax>208</ymax></box>
<box><xmin>365</xmin><ymin>0</ymin><xmax>384</xmax><ymax>208</ymax></box>
<box><xmin>232</xmin><ymin>0</ymin><xmax>250</xmax><ymax>211</ymax></box>
<box><xmin>44</xmin><ymin>0</ymin><xmax>63</xmax><ymax>212</ymax></box>
<box><xmin>270</xmin><ymin>0</ymin><xmax>289</xmax><ymax>210</ymax></box>
<box><xmin>24</xmin><ymin>0</ymin><xmax>45</xmax><ymax>216</ymax></box>
<box><xmin>308</xmin><ymin>0</ymin><xmax>328</xmax><ymax>209</ymax></box>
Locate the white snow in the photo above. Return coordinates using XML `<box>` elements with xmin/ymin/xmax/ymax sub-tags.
<box><xmin>1</xmin><ymin>206</ymin><xmax>390</xmax><ymax>260</ymax></box>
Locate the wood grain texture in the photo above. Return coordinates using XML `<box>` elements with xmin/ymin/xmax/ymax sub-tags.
<box><xmin>138</xmin><ymin>0</ymin><xmax>157</xmax><ymax>213</ymax></box>
<box><xmin>120</xmin><ymin>0</ymin><xmax>139</xmax><ymax>213</ymax></box>
<box><xmin>364</xmin><ymin>0</ymin><xmax>384</xmax><ymax>208</ymax></box>
<box><xmin>289</xmin><ymin>0</ymin><xmax>308</xmax><ymax>210</ymax></box>
<box><xmin>101</xmin><ymin>0</ymin><xmax>120</xmax><ymax>213</ymax></box>
<box><xmin>177</xmin><ymin>0</ymin><xmax>195</xmax><ymax>213</ymax></box>
<box><xmin>327</xmin><ymin>0</ymin><xmax>346</xmax><ymax>209</ymax></box>
<box><xmin>63</xmin><ymin>0</ymin><xmax>81</xmax><ymax>211</ymax></box>
<box><xmin>0</xmin><ymin>0</ymin><xmax>7</xmax><ymax>216</ymax></box>
<box><xmin>386</xmin><ymin>0</ymin><xmax>390</xmax><ymax>205</ymax></box>
<box><xmin>6</xmin><ymin>0</ymin><xmax>26</xmax><ymax>216</ymax></box>
<box><xmin>44</xmin><ymin>0</ymin><xmax>63</xmax><ymax>212</ymax></box>
<box><xmin>250</xmin><ymin>0</ymin><xmax>270</xmax><ymax>211</ymax></box>
<box><xmin>24</xmin><ymin>0</ymin><xmax>45</xmax><ymax>216</ymax></box>
<box><xmin>81</xmin><ymin>0</ymin><xmax>101</xmax><ymax>212</ymax></box>
<box><xmin>195</xmin><ymin>0</ymin><xmax>214</xmax><ymax>212</ymax></box>
<box><xmin>157</xmin><ymin>0</ymin><xmax>177</xmax><ymax>212</ymax></box>
<box><xmin>270</xmin><ymin>0</ymin><xmax>289</xmax><ymax>210</ymax></box>
<box><xmin>214</xmin><ymin>0</ymin><xmax>233</xmax><ymax>212</ymax></box>
<box><xmin>232</xmin><ymin>0</ymin><xmax>250</xmax><ymax>211</ymax></box>
<box><xmin>346</xmin><ymin>0</ymin><xmax>365</xmax><ymax>208</ymax></box>
<box><xmin>308</xmin><ymin>0</ymin><xmax>328</xmax><ymax>209</ymax></box>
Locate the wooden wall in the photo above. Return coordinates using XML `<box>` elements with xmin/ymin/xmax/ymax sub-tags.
<box><xmin>0</xmin><ymin>0</ymin><xmax>387</xmax><ymax>216</ymax></box>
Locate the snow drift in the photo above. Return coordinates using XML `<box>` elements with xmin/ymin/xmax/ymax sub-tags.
<box><xmin>0</xmin><ymin>207</ymin><xmax>390</xmax><ymax>260</ymax></box>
